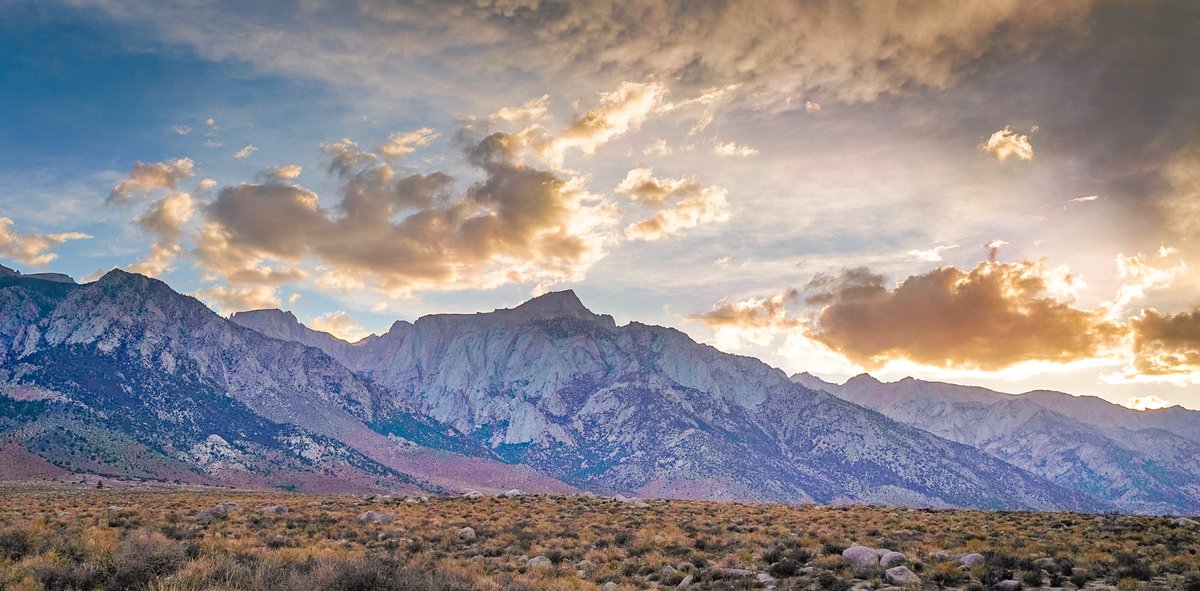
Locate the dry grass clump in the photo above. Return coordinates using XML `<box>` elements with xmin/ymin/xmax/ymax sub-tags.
<box><xmin>1</xmin><ymin>484</ymin><xmax>1198</xmax><ymax>590</ymax></box>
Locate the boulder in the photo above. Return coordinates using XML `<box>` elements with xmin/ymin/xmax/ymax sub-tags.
<box><xmin>195</xmin><ymin>503</ymin><xmax>237</xmax><ymax>520</ymax></box>
<box><xmin>1170</xmin><ymin>517</ymin><xmax>1200</xmax><ymax>527</ymax></box>
<box><xmin>885</xmin><ymin>566</ymin><xmax>920</xmax><ymax>586</ymax></box>
<box><xmin>527</xmin><ymin>556</ymin><xmax>553</xmax><ymax>569</ymax></box>
<box><xmin>678</xmin><ymin>575</ymin><xmax>693</xmax><ymax>587</ymax></box>
<box><xmin>458</xmin><ymin>526</ymin><xmax>476</xmax><ymax>541</ymax></box>
<box><xmin>662</xmin><ymin>565</ymin><xmax>677</xmax><ymax>574</ymax></box>
<box><xmin>359</xmin><ymin>511</ymin><xmax>393</xmax><ymax>524</ymax></box>
<box><xmin>602</xmin><ymin>583</ymin><xmax>618</xmax><ymax>591</ymax></box>
<box><xmin>575</xmin><ymin>559</ymin><xmax>596</xmax><ymax>571</ymax></box>
<box><xmin>502</xmin><ymin>489</ymin><xmax>524</xmax><ymax>497</ymax></box>
<box><xmin>404</xmin><ymin>496</ymin><xmax>428</xmax><ymax>504</ymax></box>
<box><xmin>993</xmin><ymin>580</ymin><xmax>1021</xmax><ymax>591</ymax></box>
<box><xmin>959</xmin><ymin>553</ymin><xmax>985</xmax><ymax>567</ymax></box>
<box><xmin>757</xmin><ymin>572</ymin><xmax>779</xmax><ymax>588</ymax></box>
<box><xmin>259</xmin><ymin>504</ymin><xmax>287</xmax><ymax>515</ymax></box>
<box><xmin>461</xmin><ymin>489</ymin><xmax>484</xmax><ymax>499</ymax></box>
<box><xmin>843</xmin><ymin>545</ymin><xmax>880</xmax><ymax>569</ymax></box>
<box><xmin>879</xmin><ymin>551</ymin><xmax>907</xmax><ymax>568</ymax></box>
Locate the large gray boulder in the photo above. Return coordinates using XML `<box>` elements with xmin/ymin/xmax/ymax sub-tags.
<box><xmin>879</xmin><ymin>551</ymin><xmax>907</xmax><ymax>568</ymax></box>
<box><xmin>842</xmin><ymin>545</ymin><xmax>880</xmax><ymax>569</ymax></box>
<box><xmin>959</xmin><ymin>553</ymin><xmax>986</xmax><ymax>567</ymax></box>
<box><xmin>359</xmin><ymin>510</ymin><xmax>393</xmax><ymax>524</ymax></box>
<box><xmin>527</xmin><ymin>556</ymin><xmax>553</xmax><ymax>569</ymax></box>
<box><xmin>885</xmin><ymin>566</ymin><xmax>920</xmax><ymax>586</ymax></box>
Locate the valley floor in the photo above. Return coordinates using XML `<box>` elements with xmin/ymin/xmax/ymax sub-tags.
<box><xmin>0</xmin><ymin>484</ymin><xmax>1196</xmax><ymax>591</ymax></box>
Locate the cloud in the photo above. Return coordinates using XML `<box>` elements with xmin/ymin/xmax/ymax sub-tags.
<box><xmin>1161</xmin><ymin>136</ymin><xmax>1200</xmax><ymax>239</ymax></box>
<box><xmin>308</xmin><ymin>310</ymin><xmax>372</xmax><ymax>342</ymax></box>
<box><xmin>1068</xmin><ymin>194</ymin><xmax>1100</xmax><ymax>204</ymax></box>
<box><xmin>127</xmin><ymin>191</ymin><xmax>196</xmax><ymax>276</ymax></box>
<box><xmin>980</xmin><ymin>126</ymin><xmax>1035</xmax><ymax>161</ymax></box>
<box><xmin>615</xmin><ymin>166</ymin><xmax>730</xmax><ymax>241</ymax></box>
<box><xmin>196</xmin><ymin>125</ymin><xmax>618</xmax><ymax>296</ymax></box>
<box><xmin>171</xmin><ymin>124</ymin><xmax>192</xmax><ymax>135</ymax></box>
<box><xmin>233</xmin><ymin>145</ymin><xmax>258</xmax><ymax>159</ymax></box>
<box><xmin>0</xmin><ymin>217</ymin><xmax>91</xmax><ymax>267</ymax></box>
<box><xmin>376</xmin><ymin>128</ymin><xmax>438</xmax><ymax>157</ymax></box>
<box><xmin>193</xmin><ymin>284</ymin><xmax>281</xmax><ymax>315</ymax></box>
<box><xmin>1120</xmin><ymin>308</ymin><xmax>1200</xmax><ymax>384</ymax></box>
<box><xmin>804</xmin><ymin>101</ymin><xmax>821</xmax><ymax>113</ymax></box>
<box><xmin>77</xmin><ymin>1</ymin><xmax>1095</xmax><ymax>112</ymax></box>
<box><xmin>658</xmin><ymin>83</ymin><xmax>739</xmax><ymax>135</ymax></box>
<box><xmin>1106</xmin><ymin>251</ymin><xmax>1186</xmax><ymax>316</ymax></box>
<box><xmin>490</xmin><ymin>95</ymin><xmax>550</xmax><ymax>124</ymax></box>
<box><xmin>690</xmin><ymin>288</ymin><xmax>802</xmax><ymax>330</ymax></box>
<box><xmin>907</xmin><ymin>244</ymin><xmax>957</xmax><ymax>262</ymax></box>
<box><xmin>711</xmin><ymin>139</ymin><xmax>759</xmax><ymax>157</ymax></box>
<box><xmin>554</xmin><ymin>81</ymin><xmax>666</xmax><ymax>159</ymax></box>
<box><xmin>689</xmin><ymin>288</ymin><xmax>803</xmax><ymax>348</ymax></box>
<box><xmin>643</xmin><ymin>138</ymin><xmax>671</xmax><ymax>156</ymax></box>
<box><xmin>107</xmin><ymin>158</ymin><xmax>195</xmax><ymax>204</ymax></box>
<box><xmin>804</xmin><ymin>259</ymin><xmax>1125</xmax><ymax>370</ymax></box>
<box><xmin>1124</xmin><ymin>394</ymin><xmax>1173</xmax><ymax>411</ymax></box>
<box><xmin>260</xmin><ymin>165</ymin><xmax>302</xmax><ymax>183</ymax></box>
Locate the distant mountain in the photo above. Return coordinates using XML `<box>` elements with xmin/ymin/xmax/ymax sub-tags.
<box><xmin>794</xmin><ymin>373</ymin><xmax>1200</xmax><ymax>513</ymax></box>
<box><xmin>0</xmin><ymin>270</ymin><xmax>570</xmax><ymax>494</ymax></box>
<box><xmin>235</xmin><ymin>290</ymin><xmax>1099</xmax><ymax>510</ymax></box>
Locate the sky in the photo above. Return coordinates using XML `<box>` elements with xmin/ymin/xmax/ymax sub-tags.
<box><xmin>2</xmin><ymin>0</ymin><xmax>1199</xmax><ymax>409</ymax></box>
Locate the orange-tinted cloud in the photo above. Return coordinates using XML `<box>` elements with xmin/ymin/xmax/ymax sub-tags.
<box><xmin>0</xmin><ymin>217</ymin><xmax>90</xmax><ymax>267</ymax></box>
<box><xmin>979</xmin><ymin>126</ymin><xmax>1035</xmax><ymax>161</ymax></box>
<box><xmin>805</xmin><ymin>259</ymin><xmax>1125</xmax><ymax>370</ymax></box>
<box><xmin>1126</xmin><ymin>308</ymin><xmax>1200</xmax><ymax>381</ymax></box>
<box><xmin>197</xmin><ymin>128</ymin><xmax>617</xmax><ymax>296</ymax></box>
<box><xmin>616</xmin><ymin>166</ymin><xmax>729</xmax><ymax>241</ymax></box>
<box><xmin>107</xmin><ymin>158</ymin><xmax>195</xmax><ymax>204</ymax></box>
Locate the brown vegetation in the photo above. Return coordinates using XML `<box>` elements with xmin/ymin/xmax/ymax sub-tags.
<box><xmin>0</xmin><ymin>484</ymin><xmax>1197</xmax><ymax>590</ymax></box>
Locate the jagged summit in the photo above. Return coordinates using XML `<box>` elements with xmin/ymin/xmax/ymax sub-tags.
<box><xmin>845</xmin><ymin>372</ymin><xmax>882</xmax><ymax>386</ymax></box>
<box><xmin>503</xmin><ymin>289</ymin><xmax>595</xmax><ymax>320</ymax></box>
<box><xmin>230</xmin><ymin>308</ymin><xmax>299</xmax><ymax>325</ymax></box>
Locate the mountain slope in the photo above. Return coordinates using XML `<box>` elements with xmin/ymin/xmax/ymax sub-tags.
<box><xmin>795</xmin><ymin>373</ymin><xmax>1200</xmax><ymax>513</ymax></box>
<box><xmin>0</xmin><ymin>271</ymin><xmax>570</xmax><ymax>494</ymax></box>
<box><xmin>238</xmin><ymin>291</ymin><xmax>1101</xmax><ymax>510</ymax></box>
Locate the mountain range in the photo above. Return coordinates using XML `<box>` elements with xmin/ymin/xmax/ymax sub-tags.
<box><xmin>1</xmin><ymin>265</ymin><xmax>1196</xmax><ymax>514</ymax></box>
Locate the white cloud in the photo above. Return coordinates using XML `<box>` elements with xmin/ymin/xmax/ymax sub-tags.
<box><xmin>907</xmin><ymin>244</ymin><xmax>957</xmax><ymax>262</ymax></box>
<box><xmin>643</xmin><ymin>138</ymin><xmax>671</xmax><ymax>156</ymax></box>
<box><xmin>711</xmin><ymin>139</ymin><xmax>760</xmax><ymax>157</ymax></box>
<box><xmin>980</xmin><ymin>126</ymin><xmax>1035</xmax><ymax>161</ymax></box>
<box><xmin>172</xmin><ymin>124</ymin><xmax>192</xmax><ymax>135</ymax></box>
<box><xmin>233</xmin><ymin>145</ymin><xmax>258</xmax><ymax>159</ymax></box>
<box><xmin>376</xmin><ymin>127</ymin><xmax>438</xmax><ymax>157</ymax></box>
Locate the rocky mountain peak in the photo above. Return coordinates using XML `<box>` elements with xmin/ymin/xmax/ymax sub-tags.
<box><xmin>505</xmin><ymin>289</ymin><xmax>595</xmax><ymax>321</ymax></box>
<box><xmin>846</xmin><ymin>373</ymin><xmax>882</xmax><ymax>386</ymax></box>
<box><xmin>230</xmin><ymin>308</ymin><xmax>299</xmax><ymax>326</ymax></box>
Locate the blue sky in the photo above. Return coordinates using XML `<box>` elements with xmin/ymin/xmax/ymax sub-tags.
<box><xmin>2</xmin><ymin>1</ymin><xmax>1199</xmax><ymax>409</ymax></box>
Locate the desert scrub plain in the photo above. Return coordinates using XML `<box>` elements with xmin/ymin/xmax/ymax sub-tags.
<box><xmin>1</xmin><ymin>484</ymin><xmax>1198</xmax><ymax>591</ymax></box>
